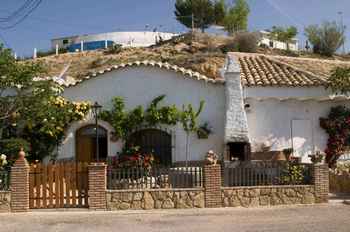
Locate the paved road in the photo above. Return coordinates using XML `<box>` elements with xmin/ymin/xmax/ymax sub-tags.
<box><xmin>1</xmin><ymin>204</ymin><xmax>349</xmax><ymax>232</ymax></box>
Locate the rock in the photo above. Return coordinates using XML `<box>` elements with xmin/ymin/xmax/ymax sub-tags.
<box><xmin>162</xmin><ymin>198</ymin><xmax>175</xmax><ymax>209</ymax></box>
<box><xmin>224</xmin><ymin>190</ymin><xmax>233</xmax><ymax>198</ymax></box>
<box><xmin>271</xmin><ymin>194</ymin><xmax>283</xmax><ymax>205</ymax></box>
<box><xmin>121</xmin><ymin>192</ymin><xmax>133</xmax><ymax>202</ymax></box>
<box><xmin>249</xmin><ymin>189</ymin><xmax>260</xmax><ymax>198</ymax></box>
<box><xmin>176</xmin><ymin>198</ymin><xmax>191</xmax><ymax>209</ymax></box>
<box><xmin>230</xmin><ymin>196</ymin><xmax>242</xmax><ymax>207</ymax></box>
<box><xmin>237</xmin><ymin>190</ymin><xmax>244</xmax><ymax>197</ymax></box>
<box><xmin>188</xmin><ymin>191</ymin><xmax>196</xmax><ymax>199</ymax></box>
<box><xmin>131</xmin><ymin>201</ymin><xmax>142</xmax><ymax>210</ymax></box>
<box><xmin>285</xmin><ymin>189</ymin><xmax>297</xmax><ymax>197</ymax></box>
<box><xmin>193</xmin><ymin>192</ymin><xmax>204</xmax><ymax>208</ymax></box>
<box><xmin>260</xmin><ymin>188</ymin><xmax>271</xmax><ymax>195</ymax></box>
<box><xmin>166</xmin><ymin>191</ymin><xmax>174</xmax><ymax>199</ymax></box>
<box><xmin>119</xmin><ymin>202</ymin><xmax>131</xmax><ymax>210</ymax></box>
<box><xmin>250</xmin><ymin>197</ymin><xmax>260</xmax><ymax>207</ymax></box>
<box><xmin>223</xmin><ymin>197</ymin><xmax>230</xmax><ymax>207</ymax></box>
<box><xmin>259</xmin><ymin>196</ymin><xmax>270</xmax><ymax>206</ymax></box>
<box><xmin>180</xmin><ymin>191</ymin><xmax>189</xmax><ymax>199</ymax></box>
<box><xmin>302</xmin><ymin>193</ymin><xmax>315</xmax><ymax>204</ymax></box>
<box><xmin>152</xmin><ymin>191</ymin><xmax>167</xmax><ymax>201</ymax></box>
<box><xmin>154</xmin><ymin>200</ymin><xmax>162</xmax><ymax>209</ymax></box>
<box><xmin>174</xmin><ymin>43</ymin><xmax>190</xmax><ymax>52</ymax></box>
<box><xmin>133</xmin><ymin>192</ymin><xmax>143</xmax><ymax>201</ymax></box>
<box><xmin>143</xmin><ymin>192</ymin><xmax>155</xmax><ymax>210</ymax></box>
<box><xmin>240</xmin><ymin>197</ymin><xmax>251</xmax><ymax>207</ymax></box>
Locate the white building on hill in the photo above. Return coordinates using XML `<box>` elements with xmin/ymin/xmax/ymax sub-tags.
<box><xmin>259</xmin><ymin>30</ymin><xmax>299</xmax><ymax>51</ymax></box>
<box><xmin>51</xmin><ymin>31</ymin><xmax>178</xmax><ymax>50</ymax></box>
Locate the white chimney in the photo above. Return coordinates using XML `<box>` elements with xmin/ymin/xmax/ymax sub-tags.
<box><xmin>223</xmin><ymin>54</ymin><xmax>250</xmax><ymax>143</ymax></box>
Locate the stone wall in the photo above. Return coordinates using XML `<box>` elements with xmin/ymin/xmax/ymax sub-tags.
<box><xmin>107</xmin><ymin>189</ymin><xmax>204</xmax><ymax>210</ymax></box>
<box><xmin>222</xmin><ymin>185</ymin><xmax>315</xmax><ymax>208</ymax></box>
<box><xmin>0</xmin><ymin>191</ymin><xmax>11</xmax><ymax>212</ymax></box>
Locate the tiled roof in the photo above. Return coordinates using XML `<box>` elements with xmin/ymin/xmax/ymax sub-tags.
<box><xmin>233</xmin><ymin>53</ymin><xmax>329</xmax><ymax>87</ymax></box>
<box><xmin>49</xmin><ymin>52</ymin><xmax>348</xmax><ymax>88</ymax></box>
<box><xmin>59</xmin><ymin>60</ymin><xmax>225</xmax><ymax>87</ymax></box>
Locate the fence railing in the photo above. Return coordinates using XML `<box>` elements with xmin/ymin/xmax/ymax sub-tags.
<box><xmin>107</xmin><ymin>166</ymin><xmax>203</xmax><ymax>190</ymax></box>
<box><xmin>223</xmin><ymin>161</ymin><xmax>313</xmax><ymax>187</ymax></box>
<box><xmin>0</xmin><ymin>169</ymin><xmax>10</xmax><ymax>191</ymax></box>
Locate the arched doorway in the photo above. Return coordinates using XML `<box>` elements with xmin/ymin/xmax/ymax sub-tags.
<box><xmin>127</xmin><ymin>129</ymin><xmax>172</xmax><ymax>166</ymax></box>
<box><xmin>76</xmin><ymin>125</ymin><xmax>108</xmax><ymax>163</ymax></box>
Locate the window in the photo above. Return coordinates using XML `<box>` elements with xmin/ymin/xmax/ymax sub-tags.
<box><xmin>269</xmin><ymin>41</ymin><xmax>274</xmax><ymax>48</ymax></box>
<box><xmin>63</xmin><ymin>39</ymin><xmax>69</xmax><ymax>45</ymax></box>
<box><xmin>127</xmin><ymin>129</ymin><xmax>172</xmax><ymax>166</ymax></box>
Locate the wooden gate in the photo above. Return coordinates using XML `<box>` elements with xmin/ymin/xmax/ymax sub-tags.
<box><xmin>29</xmin><ymin>162</ymin><xmax>88</xmax><ymax>209</ymax></box>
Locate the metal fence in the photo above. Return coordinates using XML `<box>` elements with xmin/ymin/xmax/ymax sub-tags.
<box><xmin>0</xmin><ymin>169</ymin><xmax>10</xmax><ymax>191</ymax></box>
<box><xmin>223</xmin><ymin>161</ymin><xmax>313</xmax><ymax>187</ymax></box>
<box><xmin>107</xmin><ymin>166</ymin><xmax>203</xmax><ymax>190</ymax></box>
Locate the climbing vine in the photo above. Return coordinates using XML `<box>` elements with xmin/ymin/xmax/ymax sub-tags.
<box><xmin>326</xmin><ymin>67</ymin><xmax>350</xmax><ymax>95</ymax></box>
<box><xmin>320</xmin><ymin>105</ymin><xmax>350</xmax><ymax>167</ymax></box>
<box><xmin>99</xmin><ymin>95</ymin><xmax>205</xmax><ymax>141</ymax></box>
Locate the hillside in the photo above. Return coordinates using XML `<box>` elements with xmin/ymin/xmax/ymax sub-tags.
<box><xmin>34</xmin><ymin>32</ymin><xmax>350</xmax><ymax>82</ymax></box>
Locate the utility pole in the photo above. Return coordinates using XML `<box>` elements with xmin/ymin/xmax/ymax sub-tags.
<box><xmin>191</xmin><ymin>13</ymin><xmax>195</xmax><ymax>32</ymax></box>
<box><xmin>338</xmin><ymin>11</ymin><xmax>346</xmax><ymax>54</ymax></box>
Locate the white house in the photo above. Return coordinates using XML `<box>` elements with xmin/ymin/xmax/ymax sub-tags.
<box><xmin>51</xmin><ymin>31</ymin><xmax>178</xmax><ymax>50</ymax></box>
<box><xmin>259</xmin><ymin>30</ymin><xmax>299</xmax><ymax>51</ymax></box>
<box><xmin>55</xmin><ymin>52</ymin><xmax>350</xmax><ymax>164</ymax></box>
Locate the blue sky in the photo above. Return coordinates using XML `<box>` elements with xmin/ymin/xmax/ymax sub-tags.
<box><xmin>1</xmin><ymin>0</ymin><xmax>349</xmax><ymax>56</ymax></box>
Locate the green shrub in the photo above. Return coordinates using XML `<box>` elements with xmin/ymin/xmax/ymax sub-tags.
<box><xmin>104</xmin><ymin>44</ymin><xmax>122</xmax><ymax>55</ymax></box>
<box><xmin>233</xmin><ymin>32</ymin><xmax>258</xmax><ymax>53</ymax></box>
<box><xmin>0</xmin><ymin>138</ymin><xmax>30</xmax><ymax>160</ymax></box>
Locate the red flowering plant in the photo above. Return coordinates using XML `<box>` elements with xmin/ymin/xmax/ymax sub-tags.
<box><xmin>320</xmin><ymin>106</ymin><xmax>350</xmax><ymax>167</ymax></box>
<box><xmin>111</xmin><ymin>145</ymin><xmax>155</xmax><ymax>171</ymax></box>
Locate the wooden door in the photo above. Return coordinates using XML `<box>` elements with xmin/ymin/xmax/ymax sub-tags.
<box><xmin>76</xmin><ymin>135</ymin><xmax>94</xmax><ymax>163</ymax></box>
<box><xmin>76</xmin><ymin>125</ymin><xmax>108</xmax><ymax>163</ymax></box>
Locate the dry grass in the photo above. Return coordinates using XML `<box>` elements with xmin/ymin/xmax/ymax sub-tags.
<box><xmin>33</xmin><ymin>32</ymin><xmax>350</xmax><ymax>81</ymax></box>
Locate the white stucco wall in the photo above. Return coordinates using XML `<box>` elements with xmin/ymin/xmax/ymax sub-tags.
<box><xmin>245</xmin><ymin>86</ymin><xmax>350</xmax><ymax>162</ymax></box>
<box><xmin>259</xmin><ymin>36</ymin><xmax>298</xmax><ymax>51</ymax></box>
<box><xmin>59</xmin><ymin>66</ymin><xmax>225</xmax><ymax>162</ymax></box>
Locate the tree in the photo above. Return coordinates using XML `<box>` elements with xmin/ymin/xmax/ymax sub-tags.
<box><xmin>180</xmin><ymin>100</ymin><xmax>205</xmax><ymax>167</ymax></box>
<box><xmin>305</xmin><ymin>21</ymin><xmax>346</xmax><ymax>56</ymax></box>
<box><xmin>269</xmin><ymin>26</ymin><xmax>298</xmax><ymax>51</ymax></box>
<box><xmin>326</xmin><ymin>67</ymin><xmax>350</xmax><ymax>95</ymax></box>
<box><xmin>0</xmin><ymin>44</ymin><xmax>44</xmax><ymax>139</ymax></box>
<box><xmin>213</xmin><ymin>0</ymin><xmax>226</xmax><ymax>26</ymax></box>
<box><xmin>0</xmin><ymin>45</ymin><xmax>90</xmax><ymax>162</ymax></box>
<box><xmin>175</xmin><ymin>0</ymin><xmax>215</xmax><ymax>32</ymax></box>
<box><xmin>223</xmin><ymin>0</ymin><xmax>250</xmax><ymax>35</ymax></box>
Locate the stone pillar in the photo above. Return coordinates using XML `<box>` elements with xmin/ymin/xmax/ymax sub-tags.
<box><xmin>88</xmin><ymin>163</ymin><xmax>107</xmax><ymax>210</ymax></box>
<box><xmin>10</xmin><ymin>149</ymin><xmax>30</xmax><ymax>212</ymax></box>
<box><xmin>203</xmin><ymin>164</ymin><xmax>222</xmax><ymax>208</ymax></box>
<box><xmin>313</xmin><ymin>164</ymin><xmax>329</xmax><ymax>203</ymax></box>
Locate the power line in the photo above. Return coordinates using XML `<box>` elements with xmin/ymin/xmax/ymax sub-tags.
<box><xmin>0</xmin><ymin>0</ymin><xmax>34</xmax><ymax>22</ymax></box>
<box><xmin>0</xmin><ymin>0</ymin><xmax>43</xmax><ymax>29</ymax></box>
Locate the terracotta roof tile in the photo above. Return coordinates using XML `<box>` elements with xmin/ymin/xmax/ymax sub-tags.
<box><xmin>59</xmin><ymin>60</ymin><xmax>225</xmax><ymax>87</ymax></box>
<box><xmin>233</xmin><ymin>53</ymin><xmax>328</xmax><ymax>87</ymax></box>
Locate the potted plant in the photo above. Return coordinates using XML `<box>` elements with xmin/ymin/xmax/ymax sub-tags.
<box><xmin>308</xmin><ymin>151</ymin><xmax>325</xmax><ymax>164</ymax></box>
<box><xmin>197</xmin><ymin>122</ymin><xmax>212</xmax><ymax>139</ymax></box>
